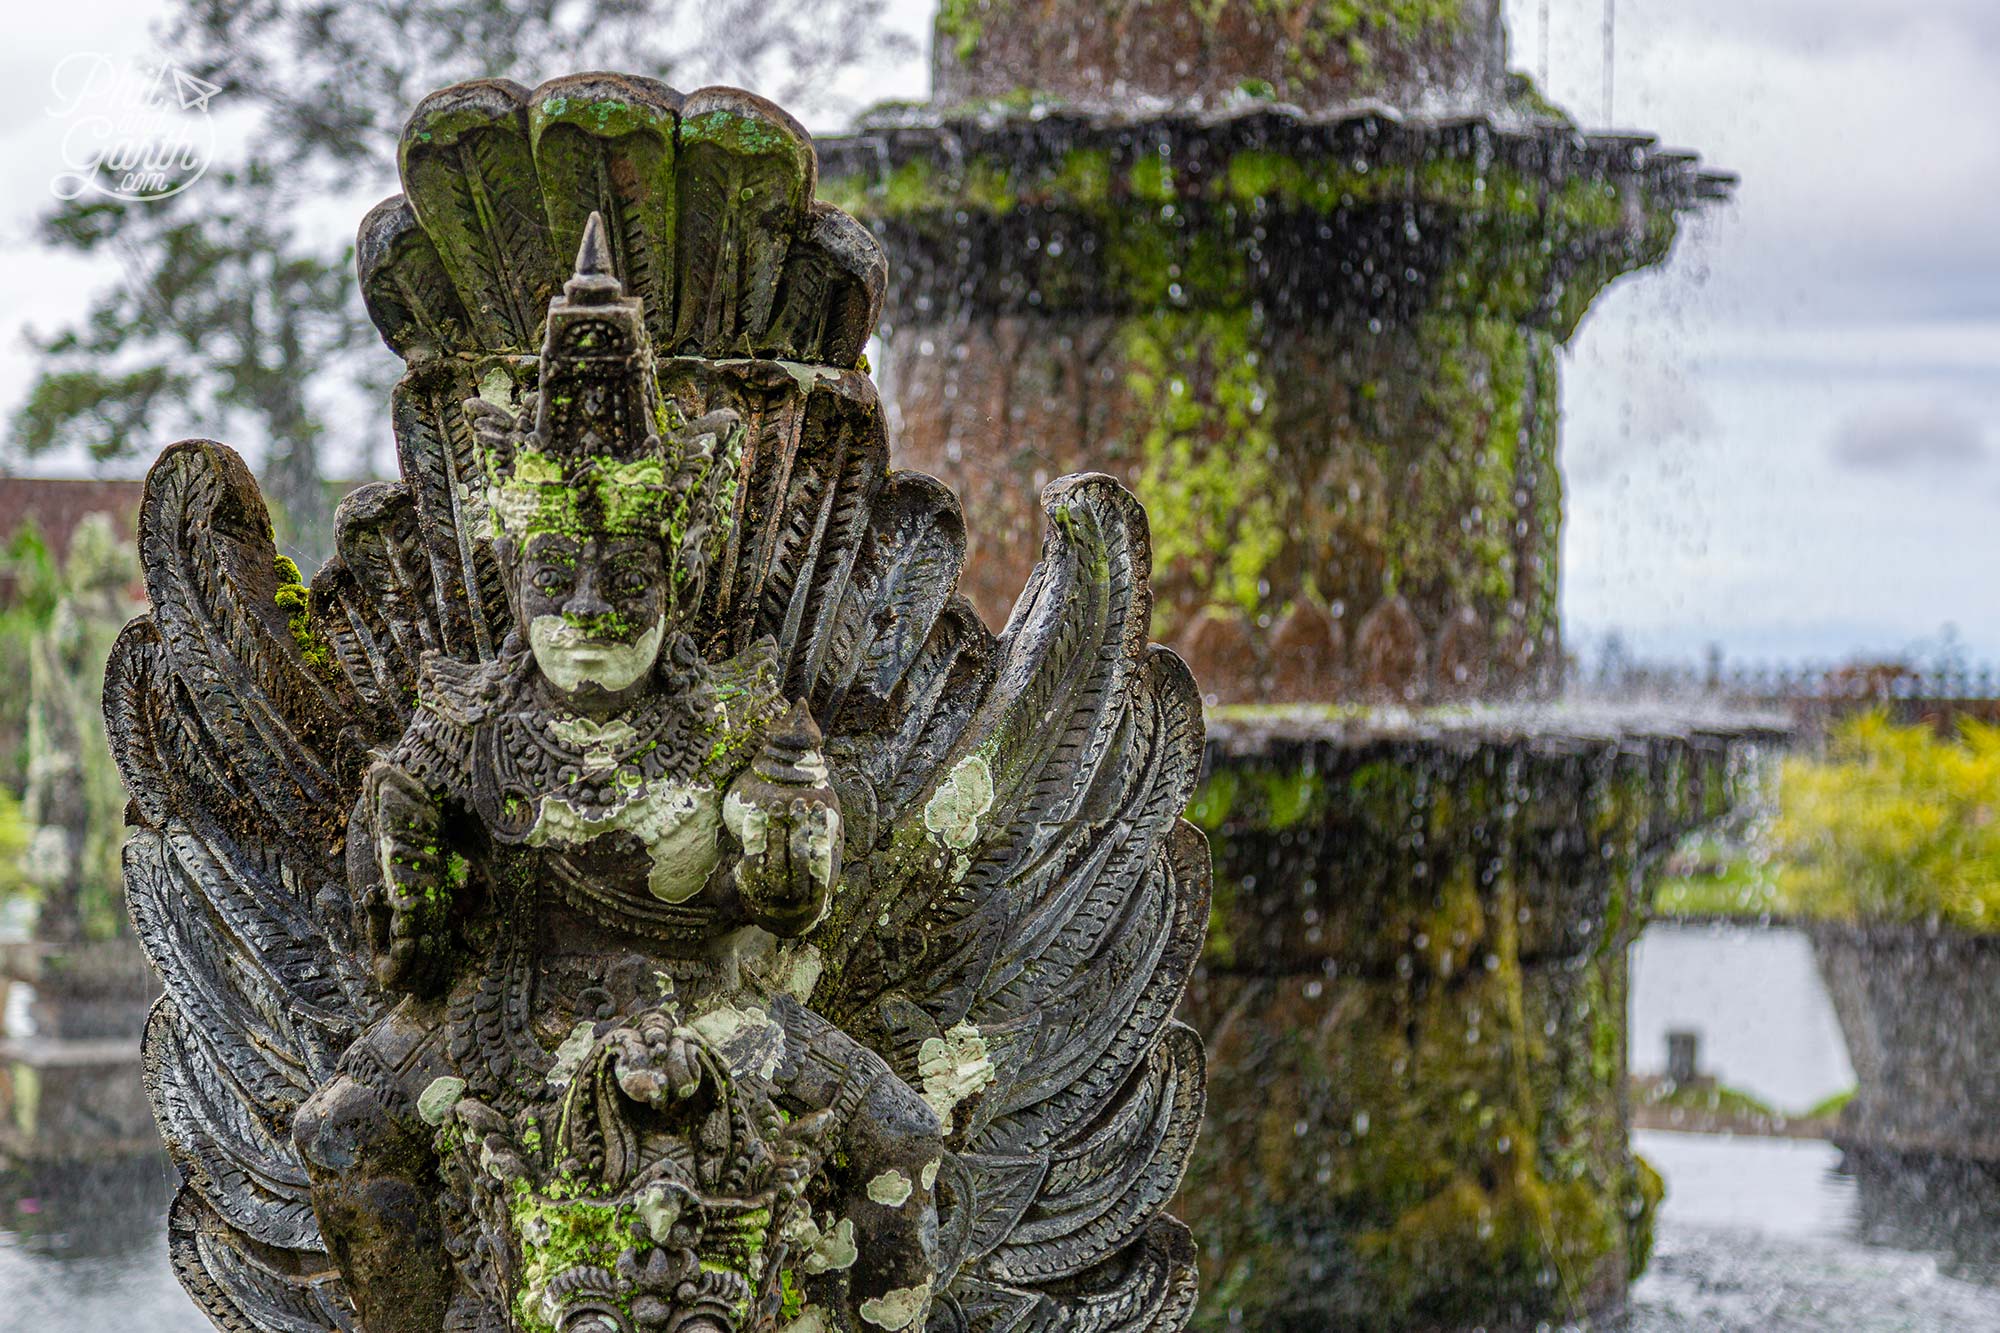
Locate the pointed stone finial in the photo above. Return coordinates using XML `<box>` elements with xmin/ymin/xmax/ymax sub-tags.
<box><xmin>562</xmin><ymin>211</ymin><xmax>622</xmax><ymax>304</ymax></box>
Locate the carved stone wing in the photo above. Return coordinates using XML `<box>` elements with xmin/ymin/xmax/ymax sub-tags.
<box><xmin>106</xmin><ymin>440</ymin><xmax>386</xmax><ymax>1330</ymax></box>
<box><xmin>811</xmin><ymin>476</ymin><xmax>1210</xmax><ymax>1333</ymax></box>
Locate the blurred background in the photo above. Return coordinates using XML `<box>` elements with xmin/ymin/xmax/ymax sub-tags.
<box><xmin>0</xmin><ymin>1</ymin><xmax>1996</xmax><ymax>1329</ymax></box>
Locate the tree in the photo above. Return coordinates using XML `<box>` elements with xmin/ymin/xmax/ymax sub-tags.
<box><xmin>11</xmin><ymin>0</ymin><xmax>906</xmax><ymax>566</ymax></box>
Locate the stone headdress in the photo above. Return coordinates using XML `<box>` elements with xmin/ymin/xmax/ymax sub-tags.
<box><xmin>470</xmin><ymin>211</ymin><xmax>741</xmax><ymax>617</ymax></box>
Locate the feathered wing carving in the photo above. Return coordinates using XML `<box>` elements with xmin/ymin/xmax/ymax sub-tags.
<box><xmin>106</xmin><ymin>440</ymin><xmax>378</xmax><ymax>1330</ymax></box>
<box><xmin>116</xmin><ymin>71</ymin><xmax>1204</xmax><ymax>1332</ymax></box>
<box><xmin>803</xmin><ymin>476</ymin><xmax>1210</xmax><ymax>1333</ymax></box>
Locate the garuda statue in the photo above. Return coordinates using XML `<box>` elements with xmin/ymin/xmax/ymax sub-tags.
<box><xmin>107</xmin><ymin>74</ymin><xmax>1209</xmax><ymax>1333</ymax></box>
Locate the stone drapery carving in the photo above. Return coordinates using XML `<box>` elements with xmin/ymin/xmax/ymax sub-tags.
<box><xmin>108</xmin><ymin>74</ymin><xmax>1208</xmax><ymax>1333</ymax></box>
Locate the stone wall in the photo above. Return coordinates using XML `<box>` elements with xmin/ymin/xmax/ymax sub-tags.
<box><xmin>932</xmin><ymin>0</ymin><xmax>1510</xmax><ymax>117</ymax></box>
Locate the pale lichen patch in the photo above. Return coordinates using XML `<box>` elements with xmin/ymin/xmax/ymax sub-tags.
<box><xmin>920</xmin><ymin>1157</ymin><xmax>940</xmax><ymax>1191</ymax></box>
<box><xmin>528</xmin><ymin>611</ymin><xmax>665</xmax><ymax>693</ymax></box>
<box><xmin>803</xmin><ymin>801</ymin><xmax>840</xmax><ymax>888</ymax></box>
<box><xmin>859</xmin><ymin>1280</ymin><xmax>933</xmax><ymax>1330</ymax></box>
<box><xmin>723</xmin><ymin>788</ymin><xmax>770</xmax><ymax>856</ymax></box>
<box><xmin>917</xmin><ymin>1022</ymin><xmax>995</xmax><ymax>1135</ymax></box>
<box><xmin>546</xmin><ymin>1021</ymin><xmax>598</xmax><ymax>1089</ymax></box>
<box><xmin>417</xmin><ymin>1076</ymin><xmax>466</xmax><ymax>1126</ymax></box>
<box><xmin>802</xmin><ymin>1216</ymin><xmax>857</xmax><ymax>1274</ymax></box>
<box><xmin>923</xmin><ymin>753</ymin><xmax>995</xmax><ymax>851</ymax></box>
<box><xmin>633</xmin><ymin>1183</ymin><xmax>683</xmax><ymax>1242</ymax></box>
<box><xmin>529</xmin><ymin>778</ymin><xmax>722</xmax><ymax>904</ymax></box>
<box><xmin>689</xmin><ymin>1002</ymin><xmax>786</xmax><ymax>1081</ymax></box>
<box><xmin>866</xmin><ymin>1169</ymin><xmax>913</xmax><ymax>1207</ymax></box>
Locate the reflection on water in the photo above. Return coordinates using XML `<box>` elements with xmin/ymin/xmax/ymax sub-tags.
<box><xmin>0</xmin><ymin>1133</ymin><xmax>1992</xmax><ymax>1331</ymax></box>
<box><xmin>1630</xmin><ymin>1130</ymin><xmax>2000</xmax><ymax>1331</ymax></box>
<box><xmin>0</xmin><ymin>1153</ymin><xmax>207</xmax><ymax>1331</ymax></box>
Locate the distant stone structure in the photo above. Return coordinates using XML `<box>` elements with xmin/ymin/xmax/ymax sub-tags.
<box><xmin>825</xmin><ymin>0</ymin><xmax>1731</xmax><ymax>706</ymax></box>
<box><xmin>0</xmin><ymin>479</ymin><xmax>141</xmax><ymax>606</ymax></box>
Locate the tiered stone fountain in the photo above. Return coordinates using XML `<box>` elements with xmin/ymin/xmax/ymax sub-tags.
<box><xmin>823</xmin><ymin>3</ymin><xmax>1778</xmax><ymax>1325</ymax></box>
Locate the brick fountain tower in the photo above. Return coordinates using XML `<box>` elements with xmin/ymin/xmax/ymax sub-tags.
<box><xmin>822</xmin><ymin>4</ymin><xmax>1778</xmax><ymax>1326</ymax></box>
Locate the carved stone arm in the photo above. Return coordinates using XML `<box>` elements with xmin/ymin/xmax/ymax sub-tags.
<box><xmin>361</xmin><ymin>758</ymin><xmax>456</xmax><ymax>994</ymax></box>
<box><xmin>722</xmin><ymin>702</ymin><xmax>843</xmax><ymax>937</ymax></box>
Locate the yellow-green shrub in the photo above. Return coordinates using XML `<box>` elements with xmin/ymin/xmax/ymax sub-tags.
<box><xmin>1773</xmin><ymin>710</ymin><xmax>2000</xmax><ymax>932</ymax></box>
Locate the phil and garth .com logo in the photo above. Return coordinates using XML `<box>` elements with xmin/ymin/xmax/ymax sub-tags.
<box><xmin>47</xmin><ymin>53</ymin><xmax>221</xmax><ymax>203</ymax></box>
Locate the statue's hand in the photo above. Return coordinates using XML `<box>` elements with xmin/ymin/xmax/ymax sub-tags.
<box><xmin>363</xmin><ymin>762</ymin><xmax>453</xmax><ymax>994</ymax></box>
<box><xmin>723</xmin><ymin>703</ymin><xmax>842</xmax><ymax>936</ymax></box>
<box><xmin>731</xmin><ymin>791</ymin><xmax>842</xmax><ymax>933</ymax></box>
<box><xmin>608</xmin><ymin>1013</ymin><xmax>714</xmax><ymax>1107</ymax></box>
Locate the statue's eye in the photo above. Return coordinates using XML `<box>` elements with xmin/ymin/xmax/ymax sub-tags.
<box><xmin>533</xmin><ymin>568</ymin><xmax>570</xmax><ymax>594</ymax></box>
<box><xmin>612</xmin><ymin>568</ymin><xmax>648</xmax><ymax>597</ymax></box>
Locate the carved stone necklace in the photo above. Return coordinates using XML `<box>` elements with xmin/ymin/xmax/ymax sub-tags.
<box><xmin>481</xmin><ymin>669</ymin><xmax>712</xmax><ymax>841</ymax></box>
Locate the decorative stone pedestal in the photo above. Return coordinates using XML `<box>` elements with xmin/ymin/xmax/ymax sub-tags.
<box><xmin>1176</xmin><ymin>707</ymin><xmax>1780</xmax><ymax>1329</ymax></box>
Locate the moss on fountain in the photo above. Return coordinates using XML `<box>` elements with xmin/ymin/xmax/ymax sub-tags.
<box><xmin>933</xmin><ymin>0</ymin><xmax>1501</xmax><ymax>116</ymax></box>
<box><xmin>1175</xmin><ymin>715</ymin><xmax>1767</xmax><ymax>1326</ymax></box>
<box><xmin>819</xmin><ymin>109</ymin><xmax>1689</xmax><ymax>677</ymax></box>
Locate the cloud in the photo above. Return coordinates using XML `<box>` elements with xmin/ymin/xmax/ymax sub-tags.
<box><xmin>1827</xmin><ymin>405</ymin><xmax>1987</xmax><ymax>471</ymax></box>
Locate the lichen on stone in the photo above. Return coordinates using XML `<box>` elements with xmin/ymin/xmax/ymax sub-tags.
<box><xmin>917</xmin><ymin>1021</ymin><xmax>994</xmax><ymax>1135</ymax></box>
<box><xmin>922</xmin><ymin>754</ymin><xmax>994</xmax><ymax>851</ymax></box>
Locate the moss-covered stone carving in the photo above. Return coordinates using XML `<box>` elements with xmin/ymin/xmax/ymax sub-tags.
<box><xmin>110</xmin><ymin>74</ymin><xmax>1209</xmax><ymax>1333</ymax></box>
<box><xmin>823</xmin><ymin>41</ymin><xmax>1729</xmax><ymax>705</ymax></box>
<box><xmin>1176</xmin><ymin>708</ymin><xmax>1771</xmax><ymax>1328</ymax></box>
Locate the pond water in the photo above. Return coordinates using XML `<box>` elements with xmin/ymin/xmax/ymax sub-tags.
<box><xmin>0</xmin><ymin>926</ymin><xmax>1993</xmax><ymax>1329</ymax></box>
<box><xmin>1629</xmin><ymin>1131</ymin><xmax>2000</xmax><ymax>1330</ymax></box>
<box><xmin>1630</xmin><ymin>923</ymin><xmax>1854</xmax><ymax>1113</ymax></box>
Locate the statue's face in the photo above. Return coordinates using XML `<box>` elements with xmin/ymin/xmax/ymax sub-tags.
<box><xmin>517</xmin><ymin>533</ymin><xmax>670</xmax><ymax>699</ymax></box>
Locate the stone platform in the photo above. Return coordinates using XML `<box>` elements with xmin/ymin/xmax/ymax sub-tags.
<box><xmin>1813</xmin><ymin>923</ymin><xmax>2000</xmax><ymax>1169</ymax></box>
<box><xmin>1175</xmin><ymin>703</ymin><xmax>1783</xmax><ymax>1329</ymax></box>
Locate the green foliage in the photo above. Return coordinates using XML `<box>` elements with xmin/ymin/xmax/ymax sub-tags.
<box><xmin>1634</xmin><ymin>1078</ymin><xmax>1779</xmax><ymax>1122</ymax></box>
<box><xmin>1653</xmin><ymin>851</ymin><xmax>1782</xmax><ymax>920</ymax></box>
<box><xmin>1666</xmin><ymin>712</ymin><xmax>2000</xmax><ymax>933</ymax></box>
<box><xmin>0</xmin><ymin>787</ymin><xmax>33</xmax><ymax>908</ymax></box>
<box><xmin>938</xmin><ymin>0</ymin><xmax>989</xmax><ymax>60</ymax></box>
<box><xmin>10</xmin><ymin>0</ymin><xmax>907</xmax><ymax>569</ymax></box>
<box><xmin>0</xmin><ymin>515</ymin><xmax>139</xmax><ymax>940</ymax></box>
<box><xmin>1771</xmin><ymin>711</ymin><xmax>2000</xmax><ymax>933</ymax></box>
<box><xmin>0</xmin><ymin>525</ymin><xmax>62</xmax><ymax>788</ymax></box>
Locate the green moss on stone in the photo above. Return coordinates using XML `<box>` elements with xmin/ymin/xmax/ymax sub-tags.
<box><xmin>1180</xmin><ymin>741</ymin><xmax>1708</xmax><ymax>1327</ymax></box>
<box><xmin>272</xmin><ymin>553</ymin><xmax>334</xmax><ymax>673</ymax></box>
<box><xmin>511</xmin><ymin>1193</ymin><xmax>653</xmax><ymax>1331</ymax></box>
<box><xmin>1119</xmin><ymin>308</ymin><xmax>1286</xmax><ymax>634</ymax></box>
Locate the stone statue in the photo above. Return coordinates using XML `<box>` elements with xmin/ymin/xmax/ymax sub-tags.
<box><xmin>107</xmin><ymin>74</ymin><xmax>1209</xmax><ymax>1333</ymax></box>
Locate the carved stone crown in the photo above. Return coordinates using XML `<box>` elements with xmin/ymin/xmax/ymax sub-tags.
<box><xmin>479</xmin><ymin>212</ymin><xmax>741</xmax><ymax>568</ymax></box>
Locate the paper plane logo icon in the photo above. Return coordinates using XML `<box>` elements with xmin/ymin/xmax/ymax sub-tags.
<box><xmin>169</xmin><ymin>66</ymin><xmax>221</xmax><ymax>113</ymax></box>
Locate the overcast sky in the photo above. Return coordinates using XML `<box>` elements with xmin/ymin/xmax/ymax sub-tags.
<box><xmin>2</xmin><ymin>0</ymin><xmax>1995</xmax><ymax>667</ymax></box>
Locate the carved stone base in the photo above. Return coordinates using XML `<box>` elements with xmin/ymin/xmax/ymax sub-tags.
<box><xmin>1172</xmin><ymin>706</ymin><xmax>1779</xmax><ymax>1328</ymax></box>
